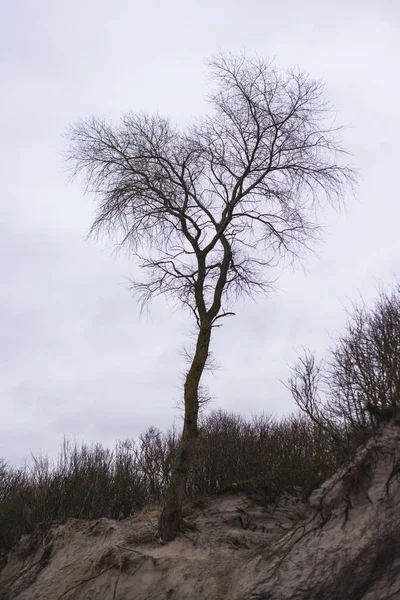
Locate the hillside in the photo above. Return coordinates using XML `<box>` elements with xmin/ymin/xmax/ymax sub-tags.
<box><xmin>1</xmin><ymin>424</ymin><xmax>400</xmax><ymax>599</ymax></box>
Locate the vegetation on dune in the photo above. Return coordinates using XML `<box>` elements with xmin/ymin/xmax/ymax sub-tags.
<box><xmin>0</xmin><ymin>410</ymin><xmax>341</xmax><ymax>556</ymax></box>
<box><xmin>2</xmin><ymin>282</ymin><xmax>400</xmax><ymax>557</ymax></box>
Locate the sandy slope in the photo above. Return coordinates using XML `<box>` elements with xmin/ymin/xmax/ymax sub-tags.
<box><xmin>2</xmin><ymin>425</ymin><xmax>400</xmax><ymax>599</ymax></box>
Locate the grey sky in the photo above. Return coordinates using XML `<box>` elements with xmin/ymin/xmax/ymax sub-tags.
<box><xmin>2</xmin><ymin>0</ymin><xmax>400</xmax><ymax>466</ymax></box>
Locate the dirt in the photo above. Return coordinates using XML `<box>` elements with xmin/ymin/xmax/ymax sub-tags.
<box><xmin>2</xmin><ymin>424</ymin><xmax>400</xmax><ymax>599</ymax></box>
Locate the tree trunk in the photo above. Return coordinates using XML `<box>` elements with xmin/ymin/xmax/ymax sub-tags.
<box><xmin>158</xmin><ymin>323</ymin><xmax>212</xmax><ymax>542</ymax></box>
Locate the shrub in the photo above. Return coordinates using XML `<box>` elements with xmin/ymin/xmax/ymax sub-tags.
<box><xmin>0</xmin><ymin>409</ymin><xmax>345</xmax><ymax>555</ymax></box>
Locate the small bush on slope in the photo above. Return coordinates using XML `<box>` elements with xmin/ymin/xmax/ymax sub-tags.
<box><xmin>0</xmin><ymin>410</ymin><xmax>345</xmax><ymax>555</ymax></box>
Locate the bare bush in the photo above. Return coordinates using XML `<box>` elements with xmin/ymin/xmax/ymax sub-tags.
<box><xmin>0</xmin><ymin>410</ymin><xmax>342</xmax><ymax>556</ymax></box>
<box><xmin>288</xmin><ymin>283</ymin><xmax>400</xmax><ymax>458</ymax></box>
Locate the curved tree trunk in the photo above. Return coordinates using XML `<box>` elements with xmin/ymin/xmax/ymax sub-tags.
<box><xmin>158</xmin><ymin>323</ymin><xmax>212</xmax><ymax>542</ymax></box>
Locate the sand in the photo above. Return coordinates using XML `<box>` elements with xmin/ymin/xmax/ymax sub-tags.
<box><xmin>2</xmin><ymin>424</ymin><xmax>400</xmax><ymax>599</ymax></box>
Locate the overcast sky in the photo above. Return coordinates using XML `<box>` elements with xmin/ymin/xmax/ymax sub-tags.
<box><xmin>2</xmin><ymin>0</ymin><xmax>399</xmax><ymax>466</ymax></box>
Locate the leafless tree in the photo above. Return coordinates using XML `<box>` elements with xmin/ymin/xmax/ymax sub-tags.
<box><xmin>67</xmin><ymin>54</ymin><xmax>354</xmax><ymax>541</ymax></box>
<box><xmin>288</xmin><ymin>283</ymin><xmax>400</xmax><ymax>452</ymax></box>
<box><xmin>287</xmin><ymin>350</ymin><xmax>351</xmax><ymax>454</ymax></box>
<box><xmin>330</xmin><ymin>285</ymin><xmax>400</xmax><ymax>423</ymax></box>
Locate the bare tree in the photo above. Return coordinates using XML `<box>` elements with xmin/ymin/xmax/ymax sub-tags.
<box><xmin>330</xmin><ymin>285</ymin><xmax>400</xmax><ymax>424</ymax></box>
<box><xmin>67</xmin><ymin>54</ymin><xmax>354</xmax><ymax>541</ymax></box>
<box><xmin>288</xmin><ymin>282</ymin><xmax>400</xmax><ymax>452</ymax></box>
<box><xmin>287</xmin><ymin>350</ymin><xmax>351</xmax><ymax>456</ymax></box>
